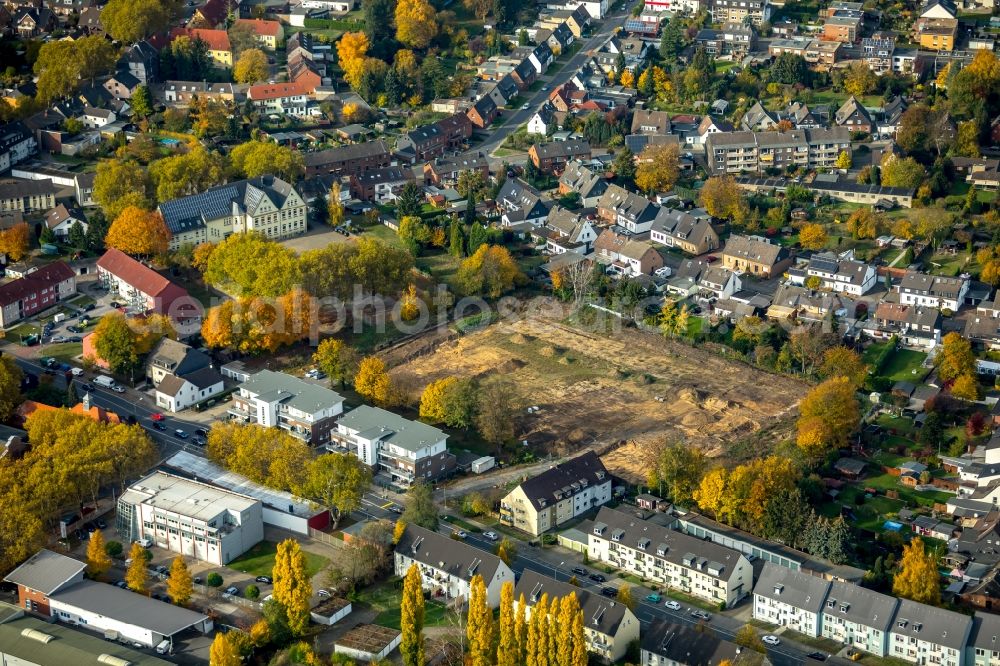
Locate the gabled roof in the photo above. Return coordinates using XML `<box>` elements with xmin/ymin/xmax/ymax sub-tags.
<box><xmin>835</xmin><ymin>95</ymin><xmax>874</xmax><ymax>126</ymax></box>
<box><xmin>0</xmin><ymin>261</ymin><xmax>75</xmax><ymax>308</ymax></box>
<box><xmin>514</xmin><ymin>451</ymin><xmax>609</xmax><ymax>510</ymax></box>
<box><xmin>233</xmin><ymin>18</ymin><xmax>282</xmax><ymax>36</ymax></box>
<box><xmin>723</xmin><ymin>234</ymin><xmax>787</xmax><ymax>267</ymax></box>
<box><xmin>531</xmin><ymin>139</ymin><xmax>591</xmax><ymax>160</ymax></box>
<box><xmin>890</xmin><ymin>598</ymin><xmax>972</xmax><ymax>650</ymax></box>
<box><xmin>3</xmin><ymin>550</ymin><xmax>85</xmax><ymax>595</ymax></box>
<box><xmin>158</xmin><ymin>176</ymin><xmax>299</xmax><ymax>234</ymax></box>
<box><xmin>43</xmin><ymin>204</ymin><xmax>85</xmax><ymax>230</ymax></box>
<box><xmin>899</xmin><ymin>271</ymin><xmax>967</xmax><ymax>298</ymax></box>
<box><xmin>824</xmin><ymin>579</ymin><xmax>897</xmax><ymax>632</ymax></box>
<box><xmin>396</xmin><ymin>523</ymin><xmax>507</xmax><ymax>586</ymax></box>
<box><xmin>194</xmin><ymin>0</ymin><xmax>228</xmax><ymax>25</ymax></box>
<box><xmin>640</xmin><ymin>620</ymin><xmax>741</xmax><ymax>665</ymax></box>
<box><xmin>753</xmin><ymin>561</ymin><xmax>831</xmax><ymax>614</ymax></box>
<box><xmin>558</xmin><ymin>159</ymin><xmax>608</xmax><ymax>199</ymax></box>
<box><xmin>169</xmin><ymin>27</ymin><xmax>231</xmax><ymax>52</ymax></box>
<box><xmin>96</xmin><ymin>249</ymin><xmax>183</xmax><ymax>300</ymax></box>
<box><xmin>515</xmin><ymin>569</ymin><xmax>632</xmax><ymax>638</ymax></box>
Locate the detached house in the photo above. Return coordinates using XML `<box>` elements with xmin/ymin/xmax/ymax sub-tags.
<box><xmin>649</xmin><ymin>208</ymin><xmax>719</xmax><ymax>255</ymax></box>
<box><xmin>529</xmin><ymin>139</ymin><xmax>592</xmax><ymax>173</ymax></box>
<box><xmin>394</xmin><ymin>524</ymin><xmax>515</xmax><ymax>607</ymax></box>
<box><xmin>835</xmin><ymin>96</ymin><xmax>875</xmax><ymax>133</ymax></box>
<box><xmin>515</xmin><ymin>570</ymin><xmax>640</xmax><ymax>662</ymax></box>
<box><xmin>594</xmin><ymin>231</ymin><xmax>664</xmax><ymax>277</ymax></box>
<box><xmin>698</xmin><ymin>265</ymin><xmax>741</xmax><ymax>300</ymax></box>
<box><xmin>558</xmin><ymin>159</ymin><xmax>609</xmax><ymax>207</ymax></box>
<box><xmin>596</xmin><ymin>184</ymin><xmax>657</xmax><ymax>233</ymax></box>
<box><xmin>870</xmin><ymin>302</ymin><xmax>942</xmax><ymax>349</ymax></box>
<box><xmin>233</xmin><ymin>19</ymin><xmax>284</xmax><ymax>50</ymax></box>
<box><xmin>496</xmin><ymin>177</ymin><xmax>550</xmax><ymax>227</ymax></box>
<box><xmin>543</xmin><ymin>207</ymin><xmax>597</xmax><ymax>255</ymax></box>
<box><xmin>42</xmin><ymin>204</ymin><xmax>87</xmax><ymax>239</ymax></box>
<box><xmin>788</xmin><ymin>252</ymin><xmax>877</xmax><ymax>295</ymax></box>
<box><xmin>898</xmin><ymin>272</ymin><xmax>968</xmax><ymax>311</ymax></box>
<box><xmin>499</xmin><ymin>451</ymin><xmax>611</xmax><ymax>536</ymax></box>
<box><xmin>641</xmin><ymin>621</ymin><xmax>745</xmax><ymax>666</ymax></box>
<box><xmin>753</xmin><ymin>562</ymin><xmax>831</xmax><ymax>637</ymax></box>
<box><xmin>588</xmin><ymin>507</ymin><xmax>753</xmax><ymax>608</ymax></box>
<box><xmin>169</xmin><ymin>28</ymin><xmax>232</xmax><ymax>68</ymax></box>
<box><xmin>722</xmin><ymin>234</ymin><xmax>793</xmax><ymax>278</ymax></box>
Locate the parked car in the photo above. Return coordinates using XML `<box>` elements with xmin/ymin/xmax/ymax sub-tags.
<box><xmin>600</xmin><ymin>587</ymin><xmax>617</xmax><ymax>597</ymax></box>
<box><xmin>762</xmin><ymin>635</ymin><xmax>780</xmax><ymax>646</ymax></box>
<box><xmin>455</xmin><ymin>530</ymin><xmax>468</xmax><ymax>539</ymax></box>
<box><xmin>195</xmin><ymin>427</ymin><xmax>209</xmax><ymax>437</ymax></box>
<box><xmin>664</xmin><ymin>600</ymin><xmax>681</xmax><ymax>611</ymax></box>
<box><xmin>571</xmin><ymin>567</ymin><xmax>588</xmax><ymax>576</ymax></box>
<box><xmin>112</xmin><ymin>385</ymin><xmax>125</xmax><ymax>393</ymax></box>
<box><xmin>482</xmin><ymin>531</ymin><xmax>498</xmax><ymax>541</ymax></box>
<box><xmin>256</xmin><ymin>576</ymin><xmax>272</xmax><ymax>584</ymax></box>
<box><xmin>174</xmin><ymin>429</ymin><xmax>188</xmax><ymax>439</ymax></box>
<box><xmin>846</xmin><ymin>649</ymin><xmax>862</xmax><ymax>661</ymax></box>
<box><xmin>224</xmin><ymin>586</ymin><xmax>239</xmax><ymax>595</ymax></box>
<box><xmin>153</xmin><ymin>422</ymin><xmax>166</xmax><ymax>431</ymax></box>
<box><xmin>83</xmin><ymin>304</ymin><xmax>96</xmax><ymax>312</ymax></box>
<box><xmin>193</xmin><ymin>437</ymin><xmax>206</xmax><ymax>447</ymax></box>
<box><xmin>67</xmin><ymin>325</ymin><xmax>82</xmax><ymax>333</ymax></box>
<box><xmin>80</xmin><ymin>382</ymin><xmax>94</xmax><ymax>391</ymax></box>
<box><xmin>110</xmin><ymin>301</ymin><xmax>121</xmax><ymax>308</ymax></box>
<box><xmin>521</xmin><ymin>103</ymin><xmax>530</xmax><ymax>110</ymax></box>
<box><xmin>193</xmin><ymin>577</ymin><xmax>202</xmax><ymax>585</ymax></box>
<box><xmin>390</xmin><ymin>504</ymin><xmax>403</xmax><ymax>514</ymax></box>
<box><xmin>644</xmin><ymin>594</ymin><xmax>661</xmax><ymax>603</ymax></box>
<box><xmin>114</xmin><ymin>580</ymin><xmax>127</xmax><ymax>588</ymax></box>
<box><xmin>155</xmin><ymin>565</ymin><xmax>169</xmax><ymax>575</ymax></box>
<box><xmin>588</xmin><ymin>573</ymin><xmax>606</xmax><ymax>583</ymax></box>
<box><xmin>96</xmin><ymin>519</ymin><xmax>106</xmax><ymax>529</ymax></box>
<box><xmin>70</xmin><ymin>367</ymin><xmax>84</xmax><ymax>376</ymax></box>
<box><xmin>690</xmin><ymin>610</ymin><xmax>711</xmax><ymax>621</ymax></box>
<box><xmin>317</xmin><ymin>589</ymin><xmax>330</xmax><ymax>597</ymax></box>
<box><xmin>807</xmin><ymin>652</ymin><xmax>828</xmax><ymax>662</ymax></box>
<box><xmin>67</xmin><ymin>336</ymin><xmax>82</xmax><ymax>343</ymax></box>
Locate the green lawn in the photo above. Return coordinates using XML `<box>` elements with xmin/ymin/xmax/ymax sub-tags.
<box><xmin>66</xmin><ymin>294</ymin><xmax>96</xmax><ymax>308</ymax></box>
<box><xmin>881</xmin><ymin>349</ymin><xmax>929</xmax><ymax>382</ymax></box>
<box><xmin>354</xmin><ymin>579</ymin><xmax>452</xmax><ymax>629</ymax></box>
<box><xmin>863</xmin><ymin>472</ymin><xmax>953</xmax><ymax>507</ymax></box>
<box><xmin>228</xmin><ymin>541</ymin><xmax>329</xmax><ymax>579</ymax></box>
<box><xmin>6</xmin><ymin>322</ymin><xmax>40</xmax><ymax>341</ymax></box>
<box><xmin>361</xmin><ymin>224</ymin><xmax>408</xmax><ymax>251</ymax></box>
<box><xmin>876</xmin><ymin>414</ymin><xmax>915</xmax><ymax>435</ymax></box>
<box><xmin>41</xmin><ymin>342</ymin><xmax>82</xmax><ymax>363</ymax></box>
<box><xmin>416</xmin><ymin>250</ymin><xmax>461</xmax><ymax>284</ymax></box>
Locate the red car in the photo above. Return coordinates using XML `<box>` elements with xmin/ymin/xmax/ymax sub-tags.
<box><xmin>150</xmin><ymin>413</ymin><xmax>164</xmax><ymax>422</ymax></box>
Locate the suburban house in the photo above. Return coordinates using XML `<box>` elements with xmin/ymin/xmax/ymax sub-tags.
<box><xmin>232</xmin><ymin>18</ymin><xmax>283</xmax><ymax>49</ymax></box>
<box><xmin>528</xmin><ymin>105</ymin><xmax>556</xmax><ymax>135</ymax></box>
<box><xmin>123</xmin><ymin>40</ymin><xmax>158</xmax><ymax>84</ymax></box>
<box><xmin>466</xmin><ymin>95</ymin><xmax>498</xmax><ymax>129</ymax></box>
<box><xmin>349</xmin><ymin>167</ymin><xmax>414</xmax><ymax>203</ymax></box>
<box><xmin>787</xmin><ymin>252</ymin><xmax>877</xmax><ymax>295</ymax></box>
<box><xmin>4</xmin><ymin>549</ymin><xmax>211</xmax><ymax>649</ymax></box>
<box><xmin>96</xmin><ymin>249</ymin><xmax>199</xmax><ymax>324</ymax></box>
<box><xmin>698</xmin><ymin>265</ymin><xmax>741</xmax><ymax>300</ymax></box>
<box><xmin>164</xmin><ymin>81</ymin><xmax>236</xmax><ymax>104</ymax></box>
<box><xmin>888</xmin><ymin>599</ymin><xmax>971</xmax><ymax>666</ymax></box>
<box><xmin>229</xmin><ymin>370</ymin><xmax>345</xmax><ymax>447</ymax></box>
<box><xmin>496</xmin><ymin>178</ymin><xmax>550</xmax><ymax>227</ymax></box>
<box><xmin>588</xmin><ymin>507</ymin><xmax>753</xmax><ymax>608</ymax></box>
<box><xmin>722</xmin><ymin>235</ymin><xmax>793</xmax><ymax>278</ymax></box>
<box><xmin>42</xmin><ymin>204</ymin><xmax>87</xmax><ymax>239</ymax></box>
<box><xmin>897</xmin><ymin>272</ymin><xmax>969</xmax><ymax>311</ymax></box>
<box><xmin>393</xmin><ymin>524</ymin><xmax>514</xmax><ymax>607</ymax></box>
<box><xmin>821</xmin><ymin>580</ymin><xmax>898</xmax><ymax>658</ymax></box>
<box><xmin>640</xmin><ymin>621</ymin><xmax>744</xmax><ymax>666</ymax></box>
<box><xmin>834</xmin><ymin>96</ymin><xmax>875</xmax><ymax>133</ymax></box>
<box><xmin>558</xmin><ymin>159</ymin><xmax>610</xmax><ymax>207</ymax></box>
<box><xmin>514</xmin><ymin>570</ymin><xmax>640</xmax><ymax>662</ymax></box>
<box><xmin>753</xmin><ymin>562</ymin><xmax>831</xmax><ymax>637</ymax></box>
<box><xmin>147</xmin><ymin>338</ymin><xmax>224</xmax><ymax>413</ymax></box>
<box><xmin>967</xmin><ymin>292</ymin><xmax>1000</xmax><ymax>350</ymax></box>
<box><xmin>649</xmin><ymin>208</ymin><xmax>720</xmax><ymax>255</ymax></box>
<box><xmin>499</xmin><ymin>451</ymin><xmax>612</xmax><ymax>536</ymax></box>
<box><xmin>168</xmin><ymin>28</ymin><xmax>232</xmax><ymax>68</ymax></box>
<box><xmin>247</xmin><ymin>82</ymin><xmax>312</xmax><ymax>116</ymax></box>
<box><xmin>395</xmin><ymin>113</ymin><xmax>473</xmax><ymax>163</ymax></box>
<box><xmin>529</xmin><ymin>139</ymin><xmax>593</xmax><ymax>173</ymax></box>
<box><xmin>0</xmin><ymin>261</ymin><xmax>76</xmax><ymax>328</ymax></box>
<box><xmin>767</xmin><ymin>284</ymin><xmax>853</xmax><ymax>322</ymax></box>
<box><xmin>543</xmin><ymin>207</ymin><xmax>598</xmax><ymax>254</ymax></box>
<box><xmin>117</xmin><ymin>471</ymin><xmax>264</xmax><ymax>565</ymax></box>
<box><xmin>423</xmin><ymin>153</ymin><xmax>490</xmax><ymax>188</ymax></box>
<box><xmin>596</xmin><ymin>185</ymin><xmax>657</xmax><ymax>233</ymax></box>
<box><xmin>593</xmin><ymin>230</ymin><xmax>664</xmax><ymax>277</ymax></box>
<box><xmin>157</xmin><ymin>176</ymin><xmax>306</xmax><ymax>249</ymax></box>
<box><xmin>304</xmin><ymin>140</ymin><xmax>392</xmax><ymax>178</ymax></box>
<box><xmin>332</xmin><ymin>405</ymin><xmax>456</xmax><ymax>487</ymax></box>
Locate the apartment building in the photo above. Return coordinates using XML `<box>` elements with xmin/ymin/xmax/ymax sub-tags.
<box><xmin>348</xmin><ymin>167</ymin><xmax>414</xmax><ymax>203</ymax></box>
<box><xmin>117</xmin><ymin>471</ymin><xmax>264</xmax><ymax>565</ymax></box>
<box><xmin>753</xmin><ymin>563</ymin><xmax>831</xmax><ymax>637</ymax></box>
<box><xmin>157</xmin><ymin>176</ymin><xmax>306</xmax><ymax>249</ymax></box>
<box><xmin>0</xmin><ymin>178</ymin><xmax>56</xmax><ymax>213</ymax></box>
<box><xmin>333</xmin><ymin>405</ymin><xmax>455</xmax><ymax>487</ymax></box>
<box><xmin>529</xmin><ymin>139</ymin><xmax>592</xmax><ymax>173</ymax></box>
<box><xmin>822</xmin><ymin>9</ymin><xmax>863</xmax><ymax>42</ymax></box>
<box><xmin>514</xmin><ymin>570</ymin><xmax>640</xmax><ymax>662</ymax></box>
<box><xmin>96</xmin><ymin>249</ymin><xmax>197</xmax><ymax>322</ymax></box>
<box><xmin>229</xmin><ymin>370</ymin><xmax>344</xmax><ymax>446</ymax></box>
<box><xmin>641</xmin><ymin>620</ymin><xmax>744</xmax><ymax>666</ymax></box>
<box><xmin>588</xmin><ymin>507</ymin><xmax>753</xmax><ymax>607</ymax></box>
<box><xmin>863</xmin><ymin>32</ymin><xmax>896</xmax><ymax>73</ymax></box>
<box><xmin>820</xmin><ymin>580</ymin><xmax>898</xmax><ymax>657</ymax></box>
<box><xmin>394</xmin><ymin>524</ymin><xmax>514</xmax><ymax>607</ymax></box>
<box><xmin>0</xmin><ymin>261</ymin><xmax>76</xmax><ymax>328</ymax></box>
<box><xmin>0</xmin><ymin>121</ymin><xmax>36</xmax><ymax>173</ymax></box>
<box><xmin>304</xmin><ymin>140</ymin><xmax>392</xmax><ymax>178</ymax></box>
<box><xmin>711</xmin><ymin>0</ymin><xmax>771</xmax><ymax>25</ymax></box>
<box><xmin>706</xmin><ymin>127</ymin><xmax>851</xmax><ymax>175</ymax></box>
<box><xmin>889</xmin><ymin>599</ymin><xmax>972</xmax><ymax>666</ymax></box>
<box><xmin>247</xmin><ymin>81</ymin><xmax>311</xmax><ymax>116</ymax></box>
<box><xmin>500</xmin><ymin>451</ymin><xmax>612</xmax><ymax>536</ymax></box>
<box><xmin>788</xmin><ymin>252</ymin><xmax>877</xmax><ymax>295</ymax></box>
<box><xmin>898</xmin><ymin>272</ymin><xmax>969</xmax><ymax>311</ymax></box>
<box><xmin>395</xmin><ymin>113</ymin><xmax>473</xmax><ymax>163</ymax></box>
<box><xmin>971</xmin><ymin>612</ymin><xmax>1000</xmax><ymax>666</ymax></box>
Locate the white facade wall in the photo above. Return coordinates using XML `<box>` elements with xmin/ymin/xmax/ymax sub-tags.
<box><xmin>753</xmin><ymin>593</ymin><xmax>822</xmax><ymax>637</ymax></box>
<box><xmin>889</xmin><ymin>631</ymin><xmax>962</xmax><ymax>666</ymax></box>
<box><xmin>132</xmin><ymin>500</ymin><xmax>263</xmax><ymax>565</ymax></box>
<box><xmin>261</xmin><ymin>506</ymin><xmax>311</xmax><ymax>535</ymax></box>
<box><xmin>822</xmin><ymin>613</ymin><xmax>888</xmax><ymax>657</ymax></box>
<box><xmin>49</xmin><ymin>603</ymin><xmax>156</xmax><ymax>647</ymax></box>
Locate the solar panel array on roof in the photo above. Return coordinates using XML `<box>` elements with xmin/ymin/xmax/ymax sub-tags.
<box><xmin>810</xmin><ymin>257</ymin><xmax>838</xmax><ymax>273</ymax></box>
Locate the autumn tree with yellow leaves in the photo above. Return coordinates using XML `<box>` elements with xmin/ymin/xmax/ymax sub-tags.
<box><xmin>635</xmin><ymin>143</ymin><xmax>680</xmax><ymax>194</ymax></box>
<box><xmin>467</xmin><ymin>575</ymin><xmax>495</xmax><ymax>666</ymax></box>
<box><xmin>400</xmin><ymin>563</ymin><xmax>425</xmax><ymax>666</ymax></box>
<box><xmin>167</xmin><ymin>556</ymin><xmax>193</xmax><ymax>606</ymax></box>
<box><xmin>395</xmin><ymin>0</ymin><xmax>438</xmax><ymax>49</ymax></box>
<box><xmin>336</xmin><ymin>32</ymin><xmax>370</xmax><ymax>90</ymax></box>
<box><xmin>418</xmin><ymin>376</ymin><xmax>477</xmax><ymax>428</ymax></box>
<box><xmin>126</xmin><ymin>542</ymin><xmax>149</xmax><ymax>594</ymax></box>
<box><xmin>893</xmin><ymin>537</ymin><xmax>941</xmax><ymax>606</ymax></box>
<box><xmin>796</xmin><ymin>377</ymin><xmax>859</xmax><ymax>457</ymax></box>
<box><xmin>354</xmin><ymin>355</ymin><xmax>397</xmax><ymax>406</ymax></box>
<box><xmin>233</xmin><ymin>48</ymin><xmax>268</xmax><ymax>83</ymax></box>
<box><xmin>105</xmin><ymin>206</ymin><xmax>171</xmax><ymax>257</ymax></box>
<box><xmin>86</xmin><ymin>530</ymin><xmax>112</xmax><ymax>578</ymax></box>
<box><xmin>798</xmin><ymin>223</ymin><xmax>828</xmax><ymax>250</ymax></box>
<box><xmin>699</xmin><ymin>176</ymin><xmax>744</xmax><ymax>220</ymax></box>
<box><xmin>209</xmin><ymin>632</ymin><xmax>241</xmax><ymax>666</ymax></box>
<box><xmin>456</xmin><ymin>244</ymin><xmax>525</xmax><ymax>298</ymax></box>
<box><xmin>312</xmin><ymin>338</ymin><xmax>356</xmax><ymax>388</ymax></box>
<box><xmin>273</xmin><ymin>539</ymin><xmax>311</xmax><ymax>636</ymax></box>
<box><xmin>0</xmin><ymin>223</ymin><xmax>31</xmax><ymax>262</ymax></box>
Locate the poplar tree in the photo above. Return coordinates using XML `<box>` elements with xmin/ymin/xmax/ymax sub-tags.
<box><xmin>526</xmin><ymin>593</ymin><xmax>546</xmax><ymax>666</ymax></box>
<box><xmin>166</xmin><ymin>556</ymin><xmax>193</xmax><ymax>606</ymax></box>
<box><xmin>125</xmin><ymin>542</ymin><xmax>148</xmax><ymax>594</ymax></box>
<box><xmin>570</xmin><ymin>597</ymin><xmax>587</xmax><ymax>666</ymax></box>
<box><xmin>86</xmin><ymin>530</ymin><xmax>112</xmax><ymax>578</ymax></box>
<box><xmin>515</xmin><ymin>592</ymin><xmax>528</xmax><ymax>663</ymax></box>
<box><xmin>556</xmin><ymin>594</ymin><xmax>576</xmax><ymax>666</ymax></box>
<box><xmin>497</xmin><ymin>582</ymin><xmax>518</xmax><ymax>666</ymax></box>
<box><xmin>400</xmin><ymin>563</ymin><xmax>425</xmax><ymax>666</ymax></box>
<box><xmin>272</xmin><ymin>539</ymin><xmax>311</xmax><ymax>636</ymax></box>
<box><xmin>209</xmin><ymin>632</ymin><xmax>241</xmax><ymax>666</ymax></box>
<box><xmin>466</xmin><ymin>575</ymin><xmax>494</xmax><ymax>666</ymax></box>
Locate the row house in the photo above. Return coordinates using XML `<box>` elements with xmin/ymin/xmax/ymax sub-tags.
<box><xmin>247</xmin><ymin>81</ymin><xmax>312</xmax><ymax>116</ymax></box>
<box><xmin>593</xmin><ymin>230</ymin><xmax>664</xmax><ymax>277</ymax></box>
<box><xmin>515</xmin><ymin>570</ymin><xmax>639</xmax><ymax>662</ymax></box>
<box><xmin>334</xmin><ymin>405</ymin><xmax>455</xmax><ymax>487</ymax></box>
<box><xmin>496</xmin><ymin>177</ymin><xmax>550</xmax><ymax>227</ymax></box>
<box><xmin>395</xmin><ymin>113</ymin><xmax>473</xmax><ymax>163</ymax></box>
<box><xmin>528</xmin><ymin>139</ymin><xmax>592</xmax><ymax>173</ymax></box>
<box><xmin>423</xmin><ymin>152</ymin><xmax>490</xmax><ymax>188</ymax></box>
<box><xmin>649</xmin><ymin>208</ymin><xmax>719</xmax><ymax>256</ymax></box>
<box><xmin>869</xmin><ymin>302</ymin><xmax>942</xmax><ymax>350</ymax></box>
<box><xmin>641</xmin><ymin>621</ymin><xmax>744</xmax><ymax>666</ymax></box>
<box><xmin>0</xmin><ymin>121</ymin><xmax>37</xmax><ymax>173</ymax></box>
<box><xmin>722</xmin><ymin>234</ymin><xmax>793</xmax><ymax>278</ymax></box>
<box><xmin>588</xmin><ymin>507</ymin><xmax>753</xmax><ymax>608</ymax></box>
<box><xmin>466</xmin><ymin>95</ymin><xmax>498</xmax><ymax>129</ymax></box>
<box><xmin>303</xmin><ymin>140</ymin><xmax>392</xmax><ymax>178</ymax></box>
<box><xmin>753</xmin><ymin>563</ymin><xmax>831</xmax><ymax>637</ymax></box>
<box><xmin>889</xmin><ymin>600</ymin><xmax>971</xmax><ymax>666</ymax></box>
<box><xmin>0</xmin><ymin>261</ymin><xmax>76</xmax><ymax>328</ymax></box>
<box><xmin>808</xmin><ymin>173</ymin><xmax>915</xmax><ymax>208</ymax></box>
<box><xmin>348</xmin><ymin>166</ymin><xmax>414</xmax><ymax>203</ymax></box>
<box><xmin>543</xmin><ymin>206</ymin><xmax>598</xmax><ymax>254</ymax></box>
<box><xmin>499</xmin><ymin>451</ymin><xmax>611</xmax><ymax>536</ymax></box>
<box><xmin>164</xmin><ymin>81</ymin><xmax>237</xmax><ymax>104</ymax></box>
<box><xmin>596</xmin><ymin>184</ymin><xmax>657</xmax><ymax>233</ymax></box>
<box><xmin>394</xmin><ymin>524</ymin><xmax>514</xmax><ymax>607</ymax></box>
<box><xmin>821</xmin><ymin>580</ymin><xmax>898</xmax><ymax>658</ymax></box>
<box><xmin>558</xmin><ymin>159</ymin><xmax>610</xmax><ymax>207</ymax></box>
<box><xmin>787</xmin><ymin>252</ymin><xmax>877</xmax><ymax>295</ymax></box>
<box><xmin>706</xmin><ymin>127</ymin><xmax>851</xmax><ymax>175</ymax></box>
<box><xmin>898</xmin><ymin>271</ymin><xmax>969</xmax><ymax>311</ymax></box>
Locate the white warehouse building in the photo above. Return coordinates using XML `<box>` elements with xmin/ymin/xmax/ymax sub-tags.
<box><xmin>117</xmin><ymin>471</ymin><xmax>264</xmax><ymax>565</ymax></box>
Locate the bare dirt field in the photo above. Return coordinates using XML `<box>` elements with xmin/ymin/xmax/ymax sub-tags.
<box><xmin>383</xmin><ymin>308</ymin><xmax>808</xmax><ymax>483</ymax></box>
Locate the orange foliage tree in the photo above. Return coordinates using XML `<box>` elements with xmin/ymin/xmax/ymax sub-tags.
<box><xmin>0</xmin><ymin>223</ymin><xmax>31</xmax><ymax>262</ymax></box>
<box><xmin>105</xmin><ymin>206</ymin><xmax>171</xmax><ymax>256</ymax></box>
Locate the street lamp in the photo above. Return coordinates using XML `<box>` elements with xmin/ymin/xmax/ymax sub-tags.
<box><xmin>552</xmin><ymin>560</ymin><xmax>564</xmax><ymax>581</ymax></box>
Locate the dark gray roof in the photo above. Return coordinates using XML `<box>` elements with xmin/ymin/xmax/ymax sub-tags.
<box><xmin>239</xmin><ymin>369</ymin><xmax>342</xmax><ymax>415</ymax></box>
<box><xmin>531</xmin><ymin>139</ymin><xmax>591</xmax><ymax>160</ymax></box>
<box><xmin>515</xmin><ymin>569</ymin><xmax>631</xmax><ymax>637</ymax></box>
<box><xmin>2</xmin><ymin>550</ymin><xmax>85</xmax><ymax>595</ymax></box>
<box><xmin>395</xmin><ymin>523</ymin><xmax>507</xmax><ymax>585</ymax></box>
<box><xmin>899</xmin><ymin>271</ymin><xmax>967</xmax><ymax>298</ymax></box>
<box><xmin>516</xmin><ymin>451</ymin><xmax>609</xmax><ymax>510</ymax></box>
<box><xmin>158</xmin><ymin>176</ymin><xmax>299</xmax><ymax>235</ymax></box>
<box><xmin>302</xmin><ymin>140</ymin><xmax>390</xmax><ymax>167</ymax></box>
<box><xmin>753</xmin><ymin>561</ymin><xmax>831</xmax><ymax>614</ymax></box>
<box><xmin>971</xmin><ymin>612</ymin><xmax>1000</xmax><ymax>653</ymax></box>
<box><xmin>51</xmin><ymin>580</ymin><xmax>208</xmax><ymax>636</ymax></box>
<box><xmin>183</xmin><ymin>366</ymin><xmax>224</xmax><ymax>390</ymax></box>
<box><xmin>640</xmin><ymin>620</ymin><xmax>741</xmax><ymax>665</ymax></box>
<box><xmin>824</xmin><ymin>580</ymin><xmax>897</xmax><ymax>632</ymax></box>
<box><xmin>890</xmin><ymin>598</ymin><xmax>972</xmax><ymax>651</ymax></box>
<box><xmin>0</xmin><ymin>179</ymin><xmax>57</xmax><ymax>201</ymax></box>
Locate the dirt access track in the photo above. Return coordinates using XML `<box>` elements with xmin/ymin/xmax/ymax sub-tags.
<box><xmin>383</xmin><ymin>311</ymin><xmax>808</xmax><ymax>483</ymax></box>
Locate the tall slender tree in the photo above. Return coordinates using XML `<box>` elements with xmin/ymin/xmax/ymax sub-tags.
<box><xmin>272</xmin><ymin>539</ymin><xmax>311</xmax><ymax>635</ymax></box>
<box><xmin>125</xmin><ymin>542</ymin><xmax>148</xmax><ymax>594</ymax></box>
<box><xmin>86</xmin><ymin>530</ymin><xmax>112</xmax><ymax>578</ymax></box>
<box><xmin>166</xmin><ymin>556</ymin><xmax>193</xmax><ymax>606</ymax></box>
<box><xmin>400</xmin><ymin>563</ymin><xmax>425</xmax><ymax>666</ymax></box>
<box><xmin>497</xmin><ymin>582</ymin><xmax>518</xmax><ymax>666</ymax></box>
<box><xmin>466</xmin><ymin>575</ymin><xmax>494</xmax><ymax>666</ymax></box>
<box><xmin>515</xmin><ymin>592</ymin><xmax>529</xmax><ymax>664</ymax></box>
<box><xmin>570</xmin><ymin>596</ymin><xmax>587</xmax><ymax>666</ymax></box>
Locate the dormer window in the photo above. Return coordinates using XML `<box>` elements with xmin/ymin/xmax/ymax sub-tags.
<box><xmin>774</xmin><ymin>584</ymin><xmax>784</xmax><ymax>595</ymax></box>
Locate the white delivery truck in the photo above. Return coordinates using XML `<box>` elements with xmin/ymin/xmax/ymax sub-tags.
<box><xmin>155</xmin><ymin>640</ymin><xmax>171</xmax><ymax>654</ymax></box>
<box><xmin>93</xmin><ymin>375</ymin><xmax>116</xmax><ymax>389</ymax></box>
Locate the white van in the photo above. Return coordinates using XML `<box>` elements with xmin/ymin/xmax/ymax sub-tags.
<box><xmin>155</xmin><ymin>640</ymin><xmax>171</xmax><ymax>654</ymax></box>
<box><xmin>94</xmin><ymin>375</ymin><xmax>116</xmax><ymax>389</ymax></box>
<box><xmin>136</xmin><ymin>537</ymin><xmax>152</xmax><ymax>548</ymax></box>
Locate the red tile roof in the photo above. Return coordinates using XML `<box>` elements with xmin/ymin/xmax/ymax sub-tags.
<box><xmin>170</xmin><ymin>27</ymin><xmax>231</xmax><ymax>52</ymax></box>
<box><xmin>248</xmin><ymin>81</ymin><xmax>310</xmax><ymax>100</ymax></box>
<box><xmin>233</xmin><ymin>18</ymin><xmax>281</xmax><ymax>37</ymax></box>
<box><xmin>96</xmin><ymin>249</ymin><xmax>191</xmax><ymax>316</ymax></box>
<box><xmin>194</xmin><ymin>0</ymin><xmax>228</xmax><ymax>26</ymax></box>
<box><xmin>0</xmin><ymin>261</ymin><xmax>74</xmax><ymax>307</ymax></box>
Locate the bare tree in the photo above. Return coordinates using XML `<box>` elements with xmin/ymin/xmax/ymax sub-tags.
<box><xmin>565</xmin><ymin>259</ymin><xmax>595</xmax><ymax>313</ymax></box>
